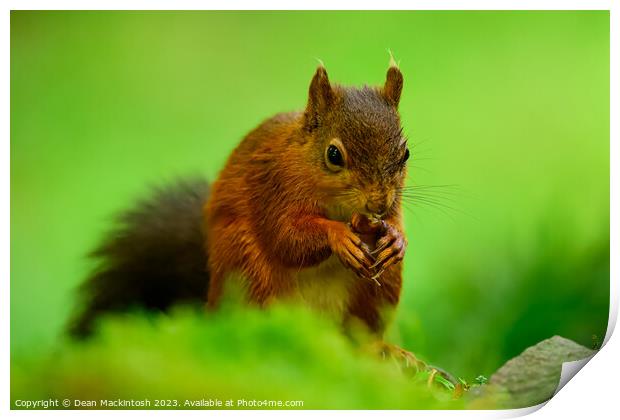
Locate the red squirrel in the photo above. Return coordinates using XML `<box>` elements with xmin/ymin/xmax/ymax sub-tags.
<box><xmin>205</xmin><ymin>63</ymin><xmax>409</xmax><ymax>341</ymax></box>
<box><xmin>70</xmin><ymin>61</ymin><xmax>413</xmax><ymax>362</ymax></box>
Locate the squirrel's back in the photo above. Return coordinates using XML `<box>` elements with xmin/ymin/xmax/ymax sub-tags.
<box><xmin>229</xmin><ymin>112</ymin><xmax>301</xmax><ymax>162</ymax></box>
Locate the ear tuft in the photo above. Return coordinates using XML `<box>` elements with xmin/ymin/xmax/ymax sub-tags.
<box><xmin>384</xmin><ymin>52</ymin><xmax>403</xmax><ymax>107</ymax></box>
<box><xmin>387</xmin><ymin>49</ymin><xmax>399</xmax><ymax>69</ymax></box>
<box><xmin>305</xmin><ymin>64</ymin><xmax>334</xmax><ymax>131</ymax></box>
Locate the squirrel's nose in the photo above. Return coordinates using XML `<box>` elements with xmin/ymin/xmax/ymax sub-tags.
<box><xmin>365</xmin><ymin>202</ymin><xmax>387</xmax><ymax>217</ymax></box>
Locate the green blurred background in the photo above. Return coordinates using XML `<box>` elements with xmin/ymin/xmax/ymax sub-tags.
<box><xmin>11</xmin><ymin>11</ymin><xmax>609</xmax><ymax>407</ymax></box>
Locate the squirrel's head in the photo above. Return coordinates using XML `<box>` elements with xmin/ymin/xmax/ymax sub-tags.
<box><xmin>302</xmin><ymin>60</ymin><xmax>409</xmax><ymax>220</ymax></box>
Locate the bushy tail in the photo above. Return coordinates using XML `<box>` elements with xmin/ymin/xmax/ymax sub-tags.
<box><xmin>68</xmin><ymin>178</ymin><xmax>211</xmax><ymax>337</ymax></box>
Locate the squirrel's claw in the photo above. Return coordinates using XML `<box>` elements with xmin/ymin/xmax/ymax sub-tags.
<box><xmin>371</xmin><ymin>223</ymin><xmax>399</xmax><ymax>255</ymax></box>
<box><xmin>370</xmin><ymin>224</ymin><xmax>407</xmax><ymax>272</ymax></box>
<box><xmin>328</xmin><ymin>223</ymin><xmax>376</xmax><ymax>280</ymax></box>
<box><xmin>342</xmin><ymin>247</ymin><xmax>374</xmax><ymax>279</ymax></box>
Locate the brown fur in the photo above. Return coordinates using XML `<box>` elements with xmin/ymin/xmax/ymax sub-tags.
<box><xmin>205</xmin><ymin>64</ymin><xmax>409</xmax><ymax>338</ymax></box>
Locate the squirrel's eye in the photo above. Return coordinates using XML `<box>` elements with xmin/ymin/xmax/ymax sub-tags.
<box><xmin>326</xmin><ymin>145</ymin><xmax>345</xmax><ymax>169</ymax></box>
<box><xmin>402</xmin><ymin>148</ymin><xmax>410</xmax><ymax>164</ymax></box>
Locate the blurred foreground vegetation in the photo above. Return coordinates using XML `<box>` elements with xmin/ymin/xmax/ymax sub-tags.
<box><xmin>11</xmin><ymin>304</ymin><xmax>466</xmax><ymax>410</ymax></box>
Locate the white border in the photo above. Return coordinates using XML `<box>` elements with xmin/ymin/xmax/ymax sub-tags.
<box><xmin>4</xmin><ymin>2</ymin><xmax>617</xmax><ymax>420</ymax></box>
<box><xmin>605</xmin><ymin>0</ymin><xmax>618</xmax><ymax>347</ymax></box>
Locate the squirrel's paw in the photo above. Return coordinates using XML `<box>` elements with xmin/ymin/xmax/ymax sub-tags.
<box><xmin>327</xmin><ymin>223</ymin><xmax>374</xmax><ymax>279</ymax></box>
<box><xmin>370</xmin><ymin>223</ymin><xmax>407</xmax><ymax>278</ymax></box>
<box><xmin>372</xmin><ymin>342</ymin><xmax>427</xmax><ymax>375</ymax></box>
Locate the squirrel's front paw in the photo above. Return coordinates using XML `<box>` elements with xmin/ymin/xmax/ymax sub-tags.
<box><xmin>370</xmin><ymin>223</ymin><xmax>407</xmax><ymax>279</ymax></box>
<box><xmin>327</xmin><ymin>223</ymin><xmax>374</xmax><ymax>279</ymax></box>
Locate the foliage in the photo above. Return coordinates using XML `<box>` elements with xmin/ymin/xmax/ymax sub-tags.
<box><xmin>11</xmin><ymin>303</ymin><xmax>466</xmax><ymax>409</ymax></box>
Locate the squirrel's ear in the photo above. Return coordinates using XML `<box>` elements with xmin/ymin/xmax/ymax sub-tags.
<box><xmin>383</xmin><ymin>60</ymin><xmax>403</xmax><ymax>107</ymax></box>
<box><xmin>304</xmin><ymin>65</ymin><xmax>333</xmax><ymax>131</ymax></box>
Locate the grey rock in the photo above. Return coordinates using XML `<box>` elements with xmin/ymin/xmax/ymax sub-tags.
<box><xmin>487</xmin><ymin>335</ymin><xmax>595</xmax><ymax>408</ymax></box>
